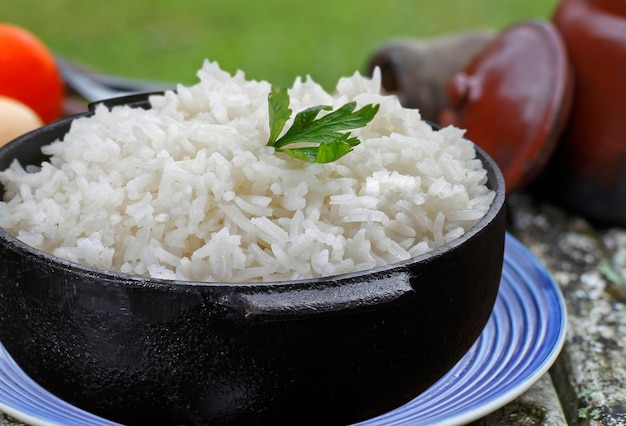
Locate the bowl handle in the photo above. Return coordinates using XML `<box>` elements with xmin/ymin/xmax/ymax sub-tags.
<box><xmin>234</xmin><ymin>271</ymin><xmax>415</xmax><ymax>321</ymax></box>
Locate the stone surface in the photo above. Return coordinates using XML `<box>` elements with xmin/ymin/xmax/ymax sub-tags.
<box><xmin>508</xmin><ymin>193</ymin><xmax>626</xmax><ymax>426</ymax></box>
<box><xmin>471</xmin><ymin>374</ymin><xmax>568</xmax><ymax>426</ymax></box>
<box><xmin>0</xmin><ymin>414</ymin><xmax>25</xmax><ymax>426</ymax></box>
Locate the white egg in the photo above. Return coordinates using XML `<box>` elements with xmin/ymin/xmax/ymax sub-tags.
<box><xmin>0</xmin><ymin>95</ymin><xmax>44</xmax><ymax>147</ymax></box>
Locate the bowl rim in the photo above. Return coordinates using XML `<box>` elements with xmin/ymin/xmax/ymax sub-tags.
<box><xmin>0</xmin><ymin>110</ymin><xmax>506</xmax><ymax>290</ymax></box>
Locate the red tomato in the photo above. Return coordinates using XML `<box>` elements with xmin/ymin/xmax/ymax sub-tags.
<box><xmin>0</xmin><ymin>23</ymin><xmax>64</xmax><ymax>123</ymax></box>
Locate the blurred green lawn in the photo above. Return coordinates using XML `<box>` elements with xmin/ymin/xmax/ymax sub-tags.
<box><xmin>2</xmin><ymin>0</ymin><xmax>559</xmax><ymax>90</ymax></box>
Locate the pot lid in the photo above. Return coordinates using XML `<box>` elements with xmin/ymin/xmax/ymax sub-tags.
<box><xmin>439</xmin><ymin>20</ymin><xmax>574</xmax><ymax>193</ymax></box>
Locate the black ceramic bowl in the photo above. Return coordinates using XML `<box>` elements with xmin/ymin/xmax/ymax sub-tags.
<box><xmin>0</xmin><ymin>95</ymin><xmax>506</xmax><ymax>426</ymax></box>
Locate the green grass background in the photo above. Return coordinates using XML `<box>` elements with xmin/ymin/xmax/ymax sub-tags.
<box><xmin>2</xmin><ymin>0</ymin><xmax>560</xmax><ymax>90</ymax></box>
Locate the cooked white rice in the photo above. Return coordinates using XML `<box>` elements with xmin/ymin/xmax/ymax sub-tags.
<box><xmin>0</xmin><ymin>60</ymin><xmax>494</xmax><ymax>282</ymax></box>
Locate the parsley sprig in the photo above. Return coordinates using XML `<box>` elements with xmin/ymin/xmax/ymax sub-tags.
<box><xmin>266</xmin><ymin>86</ymin><xmax>379</xmax><ymax>163</ymax></box>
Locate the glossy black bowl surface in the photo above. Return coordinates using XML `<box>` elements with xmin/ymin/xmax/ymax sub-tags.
<box><xmin>0</xmin><ymin>97</ymin><xmax>506</xmax><ymax>426</ymax></box>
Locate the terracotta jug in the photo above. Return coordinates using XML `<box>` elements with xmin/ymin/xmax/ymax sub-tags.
<box><xmin>539</xmin><ymin>0</ymin><xmax>626</xmax><ymax>225</ymax></box>
<box><xmin>366</xmin><ymin>31</ymin><xmax>494</xmax><ymax>123</ymax></box>
<box><xmin>439</xmin><ymin>21</ymin><xmax>573</xmax><ymax>194</ymax></box>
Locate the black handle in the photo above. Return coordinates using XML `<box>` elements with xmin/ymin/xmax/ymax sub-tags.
<box><xmin>235</xmin><ymin>271</ymin><xmax>415</xmax><ymax>321</ymax></box>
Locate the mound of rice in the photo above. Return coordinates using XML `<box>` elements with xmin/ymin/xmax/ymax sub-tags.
<box><xmin>0</xmin><ymin>61</ymin><xmax>495</xmax><ymax>282</ymax></box>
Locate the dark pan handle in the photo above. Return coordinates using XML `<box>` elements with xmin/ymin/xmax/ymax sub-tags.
<box><xmin>234</xmin><ymin>271</ymin><xmax>415</xmax><ymax>321</ymax></box>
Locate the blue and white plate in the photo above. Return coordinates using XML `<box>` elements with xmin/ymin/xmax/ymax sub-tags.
<box><xmin>0</xmin><ymin>233</ymin><xmax>566</xmax><ymax>426</ymax></box>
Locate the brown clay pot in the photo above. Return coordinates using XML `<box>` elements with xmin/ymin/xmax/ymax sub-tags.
<box><xmin>367</xmin><ymin>31</ymin><xmax>494</xmax><ymax>123</ymax></box>
<box><xmin>440</xmin><ymin>20</ymin><xmax>574</xmax><ymax>194</ymax></box>
<box><xmin>536</xmin><ymin>0</ymin><xmax>626</xmax><ymax>225</ymax></box>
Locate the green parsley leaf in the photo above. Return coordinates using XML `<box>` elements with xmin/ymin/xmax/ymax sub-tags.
<box><xmin>267</xmin><ymin>86</ymin><xmax>292</xmax><ymax>145</ymax></box>
<box><xmin>267</xmin><ymin>86</ymin><xmax>379</xmax><ymax>163</ymax></box>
